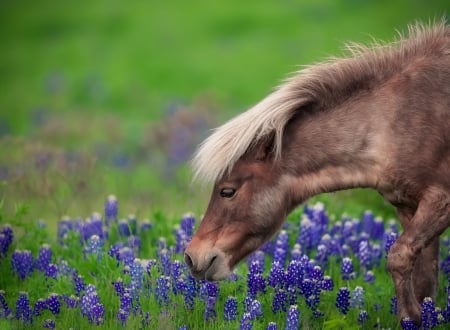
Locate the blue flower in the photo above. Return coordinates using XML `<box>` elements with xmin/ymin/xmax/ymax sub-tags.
<box><xmin>272</xmin><ymin>288</ymin><xmax>287</xmax><ymax>313</ymax></box>
<box><xmin>336</xmin><ymin>287</ymin><xmax>350</xmax><ymax>315</ymax></box>
<box><xmin>15</xmin><ymin>292</ymin><xmax>32</xmax><ymax>323</ymax></box>
<box><xmin>358</xmin><ymin>310</ymin><xmax>370</xmax><ymax>324</ymax></box>
<box><xmin>239</xmin><ymin>312</ymin><xmax>253</xmax><ymax>330</ymax></box>
<box><xmin>421</xmin><ymin>297</ymin><xmax>438</xmax><ymax>329</ymax></box>
<box><xmin>45</xmin><ymin>263</ymin><xmax>58</xmax><ymax>279</ymax></box>
<box><xmin>351</xmin><ymin>286</ymin><xmax>365</xmax><ymax>309</ymax></box>
<box><xmin>0</xmin><ymin>290</ymin><xmax>12</xmax><ymax>318</ymax></box>
<box><xmin>285</xmin><ymin>305</ymin><xmax>300</xmax><ymax>330</ymax></box>
<box><xmin>36</xmin><ymin>244</ymin><xmax>52</xmax><ymax>272</ymax></box>
<box><xmin>204</xmin><ymin>296</ymin><xmax>217</xmax><ymax>321</ymax></box>
<box><xmin>46</xmin><ymin>293</ymin><xmax>61</xmax><ymax>315</ymax></box>
<box><xmin>104</xmin><ymin>194</ymin><xmax>118</xmax><ymax>225</ymax></box>
<box><xmin>43</xmin><ymin>319</ymin><xmax>56</xmax><ymax>329</ymax></box>
<box><xmin>11</xmin><ymin>250</ymin><xmax>34</xmax><ymax>280</ymax></box>
<box><xmin>0</xmin><ymin>225</ymin><xmax>13</xmax><ymax>257</ymax></box>
<box><xmin>401</xmin><ymin>317</ymin><xmax>420</xmax><ymax>330</ymax></box>
<box><xmin>224</xmin><ymin>296</ymin><xmax>238</xmax><ymax>321</ymax></box>
<box><xmin>266</xmin><ymin>322</ymin><xmax>278</xmax><ymax>330</ymax></box>
<box><xmin>155</xmin><ymin>275</ymin><xmax>170</xmax><ymax>306</ymax></box>
<box><xmin>340</xmin><ymin>257</ymin><xmax>355</xmax><ymax>281</ymax></box>
<box><xmin>268</xmin><ymin>261</ymin><xmax>285</xmax><ymax>288</ymax></box>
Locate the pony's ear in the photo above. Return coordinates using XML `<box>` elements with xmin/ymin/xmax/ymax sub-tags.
<box><xmin>248</xmin><ymin>132</ymin><xmax>275</xmax><ymax>162</ymax></box>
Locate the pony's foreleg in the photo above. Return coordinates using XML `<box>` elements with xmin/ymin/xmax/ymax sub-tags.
<box><xmin>396</xmin><ymin>208</ymin><xmax>440</xmax><ymax>304</ymax></box>
<box><xmin>412</xmin><ymin>237</ymin><xmax>439</xmax><ymax>303</ymax></box>
<box><xmin>388</xmin><ymin>187</ymin><xmax>450</xmax><ymax>324</ymax></box>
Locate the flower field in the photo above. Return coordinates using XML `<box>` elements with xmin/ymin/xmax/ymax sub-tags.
<box><xmin>1</xmin><ymin>196</ymin><xmax>450</xmax><ymax>329</ymax></box>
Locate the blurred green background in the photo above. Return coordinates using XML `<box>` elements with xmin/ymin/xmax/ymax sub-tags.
<box><xmin>0</xmin><ymin>0</ymin><xmax>448</xmax><ymax>231</ymax></box>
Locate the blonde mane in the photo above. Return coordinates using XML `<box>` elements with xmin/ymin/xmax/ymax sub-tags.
<box><xmin>191</xmin><ymin>20</ymin><xmax>449</xmax><ymax>184</ymax></box>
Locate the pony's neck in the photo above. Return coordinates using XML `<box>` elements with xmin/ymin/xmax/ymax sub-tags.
<box><xmin>282</xmin><ymin>92</ymin><xmax>393</xmax><ymax>205</ymax></box>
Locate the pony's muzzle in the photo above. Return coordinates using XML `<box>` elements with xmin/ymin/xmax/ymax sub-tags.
<box><xmin>184</xmin><ymin>246</ymin><xmax>230</xmax><ymax>281</ymax></box>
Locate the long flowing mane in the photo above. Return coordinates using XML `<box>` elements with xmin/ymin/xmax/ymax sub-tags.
<box><xmin>192</xmin><ymin>20</ymin><xmax>449</xmax><ymax>184</ymax></box>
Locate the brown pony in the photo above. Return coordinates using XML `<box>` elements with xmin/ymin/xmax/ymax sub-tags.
<box><xmin>185</xmin><ymin>21</ymin><xmax>450</xmax><ymax>324</ymax></box>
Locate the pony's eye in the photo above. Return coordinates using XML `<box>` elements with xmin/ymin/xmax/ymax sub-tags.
<box><xmin>220</xmin><ymin>188</ymin><xmax>236</xmax><ymax>198</ymax></box>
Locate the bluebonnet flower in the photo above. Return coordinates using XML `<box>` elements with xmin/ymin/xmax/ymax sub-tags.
<box><xmin>0</xmin><ymin>290</ymin><xmax>12</xmax><ymax>318</ymax></box>
<box><xmin>249</xmin><ymin>299</ymin><xmax>263</xmax><ymax>319</ymax></box>
<box><xmin>290</xmin><ymin>243</ymin><xmax>303</xmax><ymax>260</ymax></box>
<box><xmin>272</xmin><ymin>288</ymin><xmax>287</xmax><ymax>313</ymax></box>
<box><xmin>117</xmin><ymin>308</ymin><xmax>128</xmax><ymax>325</ymax></box>
<box><xmin>336</xmin><ymin>287</ymin><xmax>350</xmax><ymax>315</ymax></box>
<box><xmin>118</xmin><ymin>219</ymin><xmax>131</xmax><ymax>237</ymax></box>
<box><xmin>401</xmin><ymin>317</ymin><xmax>420</xmax><ymax>330</ymax></box>
<box><xmin>16</xmin><ymin>292</ymin><xmax>32</xmax><ymax>323</ymax></box>
<box><xmin>421</xmin><ymin>297</ymin><xmax>438</xmax><ymax>329</ymax></box>
<box><xmin>297</xmin><ymin>216</ymin><xmax>313</xmax><ymax>252</ymax></box>
<box><xmin>130</xmin><ymin>258</ymin><xmax>144</xmax><ymax>297</ymax></box>
<box><xmin>247</xmin><ymin>269</ymin><xmax>266</xmax><ymax>297</ymax></box>
<box><xmin>239</xmin><ymin>312</ymin><xmax>253</xmax><ymax>330</ymax></box>
<box><xmin>384</xmin><ymin>231</ymin><xmax>398</xmax><ymax>257</ymax></box>
<box><xmin>358</xmin><ymin>310</ymin><xmax>370</xmax><ymax>324</ymax></box>
<box><xmin>286</xmin><ymin>260</ymin><xmax>302</xmax><ymax>288</ymax></box>
<box><xmin>364</xmin><ymin>270</ymin><xmax>375</xmax><ymax>283</ymax></box>
<box><xmin>80</xmin><ymin>287</ymin><xmax>104</xmax><ymax>325</ymax></box>
<box><xmin>33</xmin><ymin>298</ymin><xmax>47</xmax><ymax>316</ymax></box>
<box><xmin>183</xmin><ymin>275</ymin><xmax>197</xmax><ymax>310</ymax></box>
<box><xmin>174</xmin><ymin>226</ymin><xmax>188</xmax><ymax>254</ymax></box>
<box><xmin>81</xmin><ymin>214</ymin><xmax>103</xmax><ymax>241</ymax></box>
<box><xmin>180</xmin><ymin>213</ymin><xmax>195</xmax><ymax>239</ymax></box>
<box><xmin>0</xmin><ymin>225</ymin><xmax>13</xmax><ymax>256</ymax></box>
<box><xmin>64</xmin><ymin>295</ymin><xmax>78</xmax><ymax>308</ymax></box>
<box><xmin>11</xmin><ymin>250</ymin><xmax>34</xmax><ymax>280</ymax></box>
<box><xmin>118</xmin><ymin>247</ymin><xmax>135</xmax><ymax>266</ymax></box>
<box><xmin>45</xmin><ymin>263</ymin><xmax>58</xmax><ymax>279</ymax></box>
<box><xmin>285</xmin><ymin>305</ymin><xmax>300</xmax><ymax>330</ymax></box>
<box><xmin>73</xmin><ymin>273</ymin><xmax>86</xmax><ymax>296</ymax></box>
<box><xmin>204</xmin><ymin>296</ymin><xmax>217</xmax><ymax>321</ymax></box>
<box><xmin>315</xmin><ymin>244</ymin><xmax>328</xmax><ymax>265</ymax></box>
<box><xmin>390</xmin><ymin>296</ymin><xmax>397</xmax><ymax>315</ymax></box>
<box><xmin>112</xmin><ymin>278</ymin><xmax>125</xmax><ymax>296</ymax></box>
<box><xmin>268</xmin><ymin>261</ymin><xmax>285</xmax><ymax>288</ymax></box>
<box><xmin>46</xmin><ymin>293</ymin><xmax>61</xmax><ymax>315</ymax></box>
<box><xmin>340</xmin><ymin>257</ymin><xmax>355</xmax><ymax>281</ymax></box>
<box><xmin>309</xmin><ymin>265</ymin><xmax>324</xmax><ymax>282</ymax></box>
<box><xmin>266</xmin><ymin>322</ymin><xmax>278</xmax><ymax>330</ymax></box>
<box><xmin>90</xmin><ymin>303</ymin><xmax>105</xmax><ymax>325</ymax></box>
<box><xmin>36</xmin><ymin>244</ymin><xmax>52</xmax><ymax>272</ymax></box>
<box><xmin>358</xmin><ymin>240</ymin><xmax>372</xmax><ymax>269</ymax></box>
<box><xmin>104</xmin><ymin>194</ymin><xmax>118</xmax><ymax>225</ymax></box>
<box><xmin>84</xmin><ymin>235</ymin><xmax>103</xmax><ymax>256</ymax></box>
<box><xmin>58</xmin><ymin>260</ymin><xmax>72</xmax><ymax>276</ymax></box>
<box><xmin>321</xmin><ymin>276</ymin><xmax>334</xmax><ymax>291</ymax></box>
<box><xmin>351</xmin><ymin>286</ymin><xmax>365</xmax><ymax>308</ymax></box>
<box><xmin>224</xmin><ymin>296</ymin><xmax>238</xmax><ymax>321</ymax></box>
<box><xmin>155</xmin><ymin>275</ymin><xmax>170</xmax><ymax>306</ymax></box>
<box><xmin>43</xmin><ymin>319</ymin><xmax>56</xmax><ymax>329</ymax></box>
<box><xmin>140</xmin><ymin>219</ymin><xmax>153</xmax><ymax>233</ymax></box>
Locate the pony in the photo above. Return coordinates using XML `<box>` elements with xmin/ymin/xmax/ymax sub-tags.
<box><xmin>184</xmin><ymin>20</ymin><xmax>450</xmax><ymax>324</ymax></box>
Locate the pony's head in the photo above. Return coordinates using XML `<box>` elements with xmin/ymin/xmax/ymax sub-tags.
<box><xmin>184</xmin><ymin>138</ymin><xmax>294</xmax><ymax>280</ymax></box>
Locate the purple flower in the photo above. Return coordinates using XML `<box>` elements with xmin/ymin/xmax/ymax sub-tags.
<box><xmin>320</xmin><ymin>276</ymin><xmax>334</xmax><ymax>291</ymax></box>
<box><xmin>118</xmin><ymin>219</ymin><xmax>131</xmax><ymax>237</ymax></box>
<box><xmin>45</xmin><ymin>263</ymin><xmax>58</xmax><ymax>279</ymax></box>
<box><xmin>358</xmin><ymin>240</ymin><xmax>372</xmax><ymax>269</ymax></box>
<box><xmin>336</xmin><ymin>287</ymin><xmax>350</xmax><ymax>315</ymax></box>
<box><xmin>155</xmin><ymin>275</ymin><xmax>170</xmax><ymax>306</ymax></box>
<box><xmin>43</xmin><ymin>319</ymin><xmax>56</xmax><ymax>329</ymax></box>
<box><xmin>46</xmin><ymin>293</ymin><xmax>61</xmax><ymax>315</ymax></box>
<box><xmin>36</xmin><ymin>244</ymin><xmax>52</xmax><ymax>272</ymax></box>
<box><xmin>0</xmin><ymin>290</ymin><xmax>12</xmax><ymax>318</ymax></box>
<box><xmin>0</xmin><ymin>225</ymin><xmax>13</xmax><ymax>256</ymax></box>
<box><xmin>130</xmin><ymin>258</ymin><xmax>144</xmax><ymax>297</ymax></box>
<box><xmin>84</xmin><ymin>235</ymin><xmax>103</xmax><ymax>256</ymax></box>
<box><xmin>90</xmin><ymin>303</ymin><xmax>105</xmax><ymax>325</ymax></box>
<box><xmin>33</xmin><ymin>298</ymin><xmax>47</xmax><ymax>316</ymax></box>
<box><xmin>16</xmin><ymin>292</ymin><xmax>32</xmax><ymax>323</ymax></box>
<box><xmin>224</xmin><ymin>296</ymin><xmax>238</xmax><ymax>321</ymax></box>
<box><xmin>340</xmin><ymin>257</ymin><xmax>355</xmax><ymax>281</ymax></box>
<box><xmin>113</xmin><ymin>278</ymin><xmax>125</xmax><ymax>296</ymax></box>
<box><xmin>351</xmin><ymin>286</ymin><xmax>365</xmax><ymax>308</ymax></box>
<box><xmin>358</xmin><ymin>310</ymin><xmax>370</xmax><ymax>324</ymax></box>
<box><xmin>11</xmin><ymin>250</ymin><xmax>34</xmax><ymax>280</ymax></box>
<box><xmin>364</xmin><ymin>270</ymin><xmax>375</xmax><ymax>283</ymax></box>
<box><xmin>72</xmin><ymin>274</ymin><xmax>86</xmax><ymax>296</ymax></box>
<box><xmin>384</xmin><ymin>231</ymin><xmax>398</xmax><ymax>257</ymax></box>
<box><xmin>204</xmin><ymin>296</ymin><xmax>217</xmax><ymax>321</ymax></box>
<box><xmin>268</xmin><ymin>261</ymin><xmax>285</xmax><ymax>288</ymax></box>
<box><xmin>247</xmin><ymin>271</ymin><xmax>266</xmax><ymax>297</ymax></box>
<box><xmin>272</xmin><ymin>288</ymin><xmax>287</xmax><ymax>313</ymax></box>
<box><xmin>239</xmin><ymin>312</ymin><xmax>253</xmax><ymax>330</ymax></box>
<box><xmin>421</xmin><ymin>297</ymin><xmax>438</xmax><ymax>329</ymax></box>
<box><xmin>401</xmin><ymin>317</ymin><xmax>420</xmax><ymax>330</ymax></box>
<box><xmin>64</xmin><ymin>295</ymin><xmax>78</xmax><ymax>308</ymax></box>
<box><xmin>104</xmin><ymin>194</ymin><xmax>118</xmax><ymax>225</ymax></box>
<box><xmin>286</xmin><ymin>260</ymin><xmax>303</xmax><ymax>288</ymax></box>
<box><xmin>117</xmin><ymin>308</ymin><xmax>128</xmax><ymax>325</ymax></box>
<box><xmin>266</xmin><ymin>322</ymin><xmax>278</xmax><ymax>330</ymax></box>
<box><xmin>180</xmin><ymin>213</ymin><xmax>195</xmax><ymax>239</ymax></box>
<box><xmin>390</xmin><ymin>296</ymin><xmax>397</xmax><ymax>315</ymax></box>
<box><xmin>285</xmin><ymin>305</ymin><xmax>300</xmax><ymax>330</ymax></box>
<box><xmin>249</xmin><ymin>299</ymin><xmax>262</xmax><ymax>319</ymax></box>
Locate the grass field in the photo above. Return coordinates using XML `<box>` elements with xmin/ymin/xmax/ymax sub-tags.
<box><xmin>1</xmin><ymin>0</ymin><xmax>449</xmax><ymax>328</ymax></box>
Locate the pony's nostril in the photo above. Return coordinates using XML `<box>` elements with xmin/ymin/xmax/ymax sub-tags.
<box><xmin>208</xmin><ymin>255</ymin><xmax>217</xmax><ymax>269</ymax></box>
<box><xmin>184</xmin><ymin>252</ymin><xmax>194</xmax><ymax>269</ymax></box>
